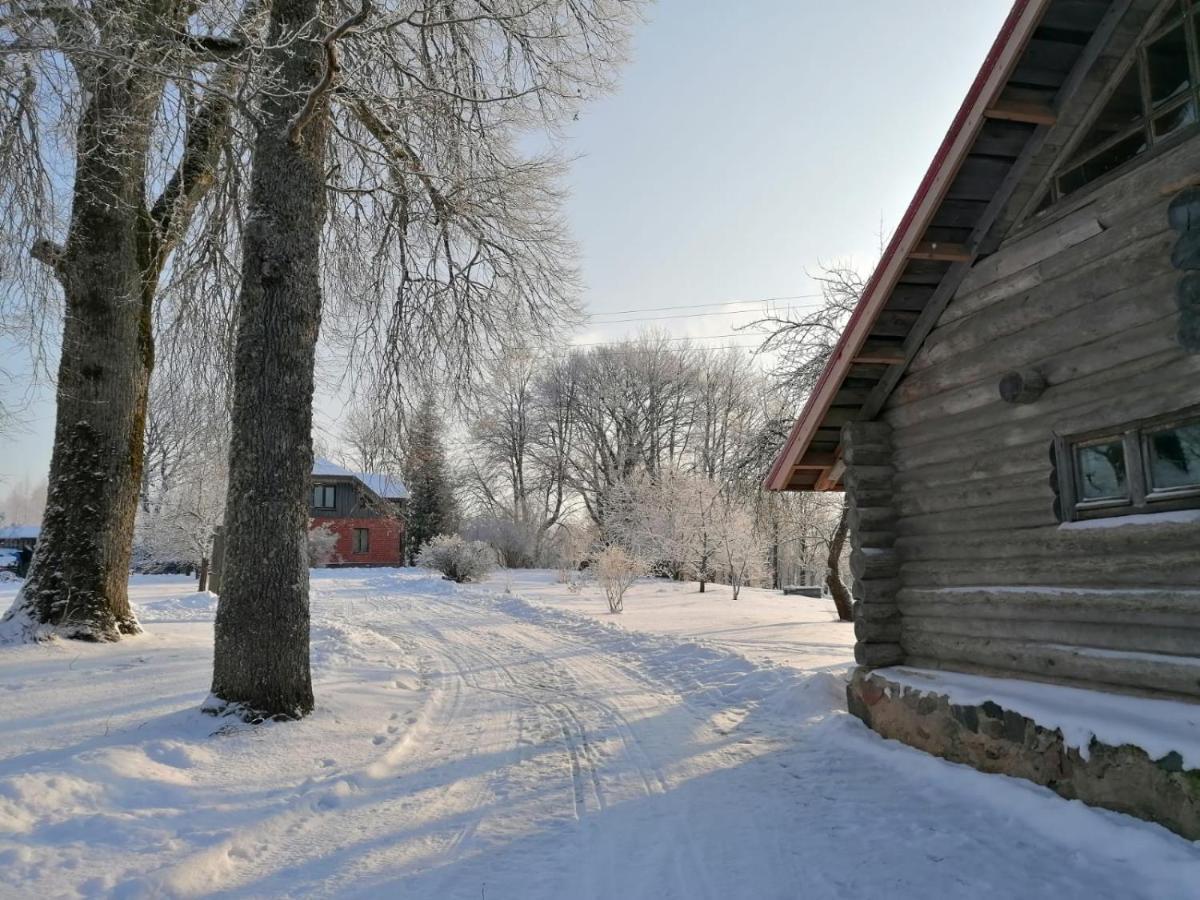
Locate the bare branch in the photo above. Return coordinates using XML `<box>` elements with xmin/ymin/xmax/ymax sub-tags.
<box><xmin>287</xmin><ymin>0</ymin><xmax>372</xmax><ymax>146</ymax></box>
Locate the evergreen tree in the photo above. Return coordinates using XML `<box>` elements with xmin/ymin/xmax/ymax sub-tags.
<box><xmin>404</xmin><ymin>397</ymin><xmax>459</xmax><ymax>564</ymax></box>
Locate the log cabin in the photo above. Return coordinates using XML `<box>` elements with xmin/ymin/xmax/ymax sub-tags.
<box><xmin>768</xmin><ymin>0</ymin><xmax>1200</xmax><ymax>837</ymax></box>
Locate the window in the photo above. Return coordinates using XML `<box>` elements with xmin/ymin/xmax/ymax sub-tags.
<box><xmin>1055</xmin><ymin>408</ymin><xmax>1200</xmax><ymax>521</ymax></box>
<box><xmin>1046</xmin><ymin>1</ymin><xmax>1200</xmax><ymax>204</ymax></box>
<box><xmin>313</xmin><ymin>484</ymin><xmax>336</xmax><ymax>510</ymax></box>
<box><xmin>353</xmin><ymin>528</ymin><xmax>370</xmax><ymax>554</ymax></box>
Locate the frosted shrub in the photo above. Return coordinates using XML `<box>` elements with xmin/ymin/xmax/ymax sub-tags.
<box><xmin>595</xmin><ymin>544</ymin><xmax>642</xmax><ymax>614</ymax></box>
<box><xmin>307</xmin><ymin>523</ymin><xmax>341</xmax><ymax>567</ymax></box>
<box><xmin>418</xmin><ymin>535</ymin><xmax>496</xmax><ymax>583</ymax></box>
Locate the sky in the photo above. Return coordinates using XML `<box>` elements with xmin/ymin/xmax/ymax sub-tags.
<box><xmin>1</xmin><ymin>0</ymin><xmax>1012</xmax><ymax>487</ymax></box>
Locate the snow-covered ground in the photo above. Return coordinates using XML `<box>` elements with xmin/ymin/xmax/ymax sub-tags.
<box><xmin>0</xmin><ymin>569</ymin><xmax>1197</xmax><ymax>899</ymax></box>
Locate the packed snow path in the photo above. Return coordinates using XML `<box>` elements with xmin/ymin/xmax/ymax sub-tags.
<box><xmin>1</xmin><ymin>571</ymin><xmax>1197</xmax><ymax>898</ymax></box>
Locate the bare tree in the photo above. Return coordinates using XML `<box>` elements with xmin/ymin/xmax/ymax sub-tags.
<box><xmin>212</xmin><ymin>0</ymin><xmax>643</xmax><ymax>718</ymax></box>
<box><xmin>749</xmin><ymin>264</ymin><xmax>866</xmax><ymax>618</ymax></box>
<box><xmin>463</xmin><ymin>352</ymin><xmax>575</xmax><ymax>564</ymax></box>
<box><xmin>0</xmin><ymin>1</ymin><xmax>259</xmax><ymax>640</ymax></box>
<box><xmin>749</xmin><ymin>265</ymin><xmax>863</xmax><ymax>402</ymax></box>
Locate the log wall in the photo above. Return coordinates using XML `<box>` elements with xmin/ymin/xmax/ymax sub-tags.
<box><xmin>879</xmin><ymin>134</ymin><xmax>1200</xmax><ymax>700</ymax></box>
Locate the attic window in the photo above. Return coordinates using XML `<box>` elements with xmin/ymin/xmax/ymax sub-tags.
<box><xmin>1055</xmin><ymin>408</ymin><xmax>1200</xmax><ymax>521</ymax></box>
<box><xmin>1048</xmin><ymin>2</ymin><xmax>1200</xmax><ymax>203</ymax></box>
<box><xmin>313</xmin><ymin>484</ymin><xmax>336</xmax><ymax>510</ymax></box>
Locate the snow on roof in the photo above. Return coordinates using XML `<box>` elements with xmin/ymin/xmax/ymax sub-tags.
<box><xmin>0</xmin><ymin>524</ymin><xmax>40</xmax><ymax>540</ymax></box>
<box><xmin>312</xmin><ymin>458</ymin><xmax>409</xmax><ymax>500</ymax></box>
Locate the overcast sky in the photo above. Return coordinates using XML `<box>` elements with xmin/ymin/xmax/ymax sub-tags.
<box><xmin>3</xmin><ymin>0</ymin><xmax>1011</xmax><ymax>486</ymax></box>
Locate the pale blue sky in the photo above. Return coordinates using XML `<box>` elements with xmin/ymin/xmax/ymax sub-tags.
<box><xmin>3</xmin><ymin>0</ymin><xmax>1012</xmax><ymax>485</ymax></box>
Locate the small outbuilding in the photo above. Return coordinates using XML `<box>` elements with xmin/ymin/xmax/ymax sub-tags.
<box><xmin>769</xmin><ymin>0</ymin><xmax>1200</xmax><ymax>837</ymax></box>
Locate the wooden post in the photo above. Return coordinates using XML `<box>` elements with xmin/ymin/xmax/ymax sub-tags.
<box><xmin>841</xmin><ymin>421</ymin><xmax>903</xmax><ymax>668</ymax></box>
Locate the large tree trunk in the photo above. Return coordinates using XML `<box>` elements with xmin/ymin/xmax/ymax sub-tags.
<box><xmin>209</xmin><ymin>0</ymin><xmax>330</xmax><ymax>719</ymax></box>
<box><xmin>1</xmin><ymin>2</ymin><xmax>236</xmax><ymax>642</ymax></box>
<box><xmin>826</xmin><ymin>501</ymin><xmax>853</xmax><ymax>622</ymax></box>
<box><xmin>2</xmin><ymin>41</ymin><xmax>168</xmax><ymax>641</ymax></box>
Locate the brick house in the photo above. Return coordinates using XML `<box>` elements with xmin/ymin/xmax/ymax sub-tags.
<box><xmin>310</xmin><ymin>459</ymin><xmax>408</xmax><ymax>567</ymax></box>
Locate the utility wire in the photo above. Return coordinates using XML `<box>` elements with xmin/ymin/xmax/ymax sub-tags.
<box><xmin>586</xmin><ymin>292</ymin><xmax>821</xmax><ymax>319</ymax></box>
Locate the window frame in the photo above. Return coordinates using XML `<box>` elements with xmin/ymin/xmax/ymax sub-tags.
<box><xmin>1040</xmin><ymin>0</ymin><xmax>1200</xmax><ymax>209</ymax></box>
<box><xmin>1055</xmin><ymin>406</ymin><xmax>1200</xmax><ymax>522</ymax></box>
<box><xmin>353</xmin><ymin>527</ymin><xmax>370</xmax><ymax>554</ymax></box>
<box><xmin>313</xmin><ymin>484</ymin><xmax>337</xmax><ymax>510</ymax></box>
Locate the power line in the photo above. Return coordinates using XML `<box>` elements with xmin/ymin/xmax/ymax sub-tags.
<box><xmin>587</xmin><ymin>292</ymin><xmax>821</xmax><ymax>319</ymax></box>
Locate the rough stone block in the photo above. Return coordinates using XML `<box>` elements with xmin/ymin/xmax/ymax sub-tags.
<box><xmin>846</xmin><ymin>669</ymin><xmax>1200</xmax><ymax>840</ymax></box>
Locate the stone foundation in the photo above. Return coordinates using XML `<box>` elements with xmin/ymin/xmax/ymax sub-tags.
<box><xmin>848</xmin><ymin>667</ymin><xmax>1200</xmax><ymax>840</ymax></box>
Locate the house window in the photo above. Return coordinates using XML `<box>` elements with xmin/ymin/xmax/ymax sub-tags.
<box><xmin>313</xmin><ymin>484</ymin><xmax>337</xmax><ymax>510</ymax></box>
<box><xmin>353</xmin><ymin>528</ymin><xmax>370</xmax><ymax>553</ymax></box>
<box><xmin>1056</xmin><ymin>408</ymin><xmax>1200</xmax><ymax>520</ymax></box>
<box><xmin>1045</xmin><ymin>1</ymin><xmax>1200</xmax><ymax>205</ymax></box>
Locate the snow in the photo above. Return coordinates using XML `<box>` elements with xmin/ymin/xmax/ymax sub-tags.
<box><xmin>311</xmin><ymin>458</ymin><xmax>408</xmax><ymax>500</ymax></box>
<box><xmin>0</xmin><ymin>570</ymin><xmax>1196</xmax><ymax>898</ymax></box>
<box><xmin>1059</xmin><ymin>509</ymin><xmax>1200</xmax><ymax>530</ymax></box>
<box><xmin>878</xmin><ymin>667</ymin><xmax>1200</xmax><ymax>770</ymax></box>
<box><xmin>0</xmin><ymin>524</ymin><xmax>40</xmax><ymax>540</ymax></box>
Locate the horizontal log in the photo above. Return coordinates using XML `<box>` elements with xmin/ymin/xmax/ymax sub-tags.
<box><xmin>850</xmin><ymin>548</ymin><xmax>899</xmax><ymax>581</ymax></box>
<box><xmin>855</xmin><ymin>617</ymin><xmax>902</xmax><ymax>643</ymax></box>
<box><xmin>841</xmin><ymin>444</ymin><xmax>893</xmax><ymax>467</ymax></box>
<box><xmin>846</xmin><ymin>487</ymin><xmax>893</xmax><ymax>510</ymax></box>
<box><xmin>898</xmin><ymin>585</ymin><xmax>1200</xmax><ymax>627</ymax></box>
<box><xmin>855</xmin><ymin>530</ymin><xmax>896</xmax><ymax>550</ymax></box>
<box><xmin>900</xmin><ymin>550</ymin><xmax>1200</xmax><ymax>589</ymax></box>
<box><xmin>890</xmin><ymin>338</ymin><xmax>1197</xmax><ymax>470</ymax></box>
<box><xmin>855</xmin><ymin>642</ymin><xmax>904</xmax><ymax>668</ymax></box>
<box><xmin>900</xmin><ymin>615</ymin><xmax>1200</xmax><ymax>657</ymax></box>
<box><xmin>899</xmin><ymin>632</ymin><xmax>1200</xmax><ymax>699</ymax></box>
<box><xmin>894</xmin><ymin>499</ymin><xmax>1058</xmax><ymax>539</ymax></box>
<box><xmin>897</xmin><ymin>268</ymin><xmax>1179</xmax><ymax>406</ymax></box>
<box><xmin>940</xmin><ymin>194</ymin><xmax>1171</xmax><ymax>329</ymax></box>
<box><xmin>886</xmin><ymin>317</ymin><xmax>1181</xmax><ymax>447</ymax></box>
<box><xmin>842</xmin><ymin>465</ymin><xmax>894</xmax><ymax>493</ymax></box>
<box><xmin>842</xmin><ymin>421</ymin><xmax>893</xmax><ymax>445</ymax></box>
<box><xmin>847</xmin><ymin>506</ymin><xmax>897</xmax><ymax>534</ymax></box>
<box><xmin>895</xmin><ymin>516</ymin><xmax>1200</xmax><ymax>566</ymax></box>
<box><xmin>852</xmin><ymin>577</ymin><xmax>900</xmax><ymax>606</ymax></box>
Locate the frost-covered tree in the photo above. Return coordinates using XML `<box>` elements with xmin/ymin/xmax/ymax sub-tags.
<box><xmin>750</xmin><ymin>264</ymin><xmax>867</xmax><ymax>619</ymax></box>
<box><xmin>210</xmin><ymin>0</ymin><xmax>642</xmax><ymax>719</ymax></box>
<box><xmin>403</xmin><ymin>395</ymin><xmax>459</xmax><ymax>564</ymax></box>
<box><xmin>464</xmin><ymin>353</ymin><xmax>576</xmax><ymax>565</ymax></box>
<box><xmin>607</xmin><ymin>469</ymin><xmax>741</xmax><ymax>594</ymax></box>
<box><xmin>594</xmin><ymin>544</ymin><xmax>641</xmax><ymax>613</ymax></box>
<box><xmin>0</xmin><ymin>0</ymin><xmax>260</xmax><ymax>641</ymax></box>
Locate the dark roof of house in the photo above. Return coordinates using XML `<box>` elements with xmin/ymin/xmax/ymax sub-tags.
<box><xmin>766</xmin><ymin>0</ymin><xmax>1121</xmax><ymax>491</ymax></box>
<box><xmin>312</xmin><ymin>458</ymin><xmax>410</xmax><ymax>500</ymax></box>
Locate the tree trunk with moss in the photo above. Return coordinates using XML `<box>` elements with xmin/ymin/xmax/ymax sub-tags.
<box><xmin>1</xmin><ymin>3</ymin><xmax>235</xmax><ymax>642</ymax></box>
<box><xmin>3</xmin><ymin>23</ymin><xmax>167</xmax><ymax>640</ymax></box>
<box><xmin>209</xmin><ymin>0</ymin><xmax>332</xmax><ymax>719</ymax></box>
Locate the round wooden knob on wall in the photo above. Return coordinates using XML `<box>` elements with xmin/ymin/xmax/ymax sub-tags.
<box><xmin>999</xmin><ymin>368</ymin><xmax>1047</xmax><ymax>404</ymax></box>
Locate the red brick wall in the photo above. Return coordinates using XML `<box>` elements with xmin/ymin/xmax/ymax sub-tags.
<box><xmin>311</xmin><ymin>516</ymin><xmax>405</xmax><ymax>567</ymax></box>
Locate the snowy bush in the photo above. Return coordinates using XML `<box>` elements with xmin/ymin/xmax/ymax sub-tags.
<box><xmin>417</xmin><ymin>535</ymin><xmax>496</xmax><ymax>583</ymax></box>
<box><xmin>307</xmin><ymin>522</ymin><xmax>341</xmax><ymax>567</ymax></box>
<box><xmin>595</xmin><ymin>544</ymin><xmax>642</xmax><ymax>613</ymax></box>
